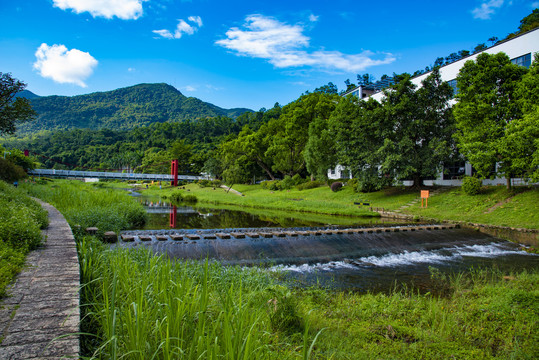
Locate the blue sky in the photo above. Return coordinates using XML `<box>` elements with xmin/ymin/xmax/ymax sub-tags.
<box><xmin>0</xmin><ymin>0</ymin><xmax>537</xmax><ymax>110</ymax></box>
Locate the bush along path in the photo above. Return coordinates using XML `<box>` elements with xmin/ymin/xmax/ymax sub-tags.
<box><xmin>0</xmin><ymin>200</ymin><xmax>79</xmax><ymax>360</ymax></box>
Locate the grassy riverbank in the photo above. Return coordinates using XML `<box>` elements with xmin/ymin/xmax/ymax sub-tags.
<box><xmin>22</xmin><ymin>180</ymin><xmax>146</xmax><ymax>237</ymax></box>
<box><xmin>22</xmin><ymin>180</ymin><xmax>538</xmax><ymax>359</ymax></box>
<box><xmin>134</xmin><ymin>181</ymin><xmax>539</xmax><ymax>230</ymax></box>
<box><xmin>0</xmin><ymin>181</ymin><xmax>48</xmax><ymax>298</ymax></box>
<box><xmin>78</xmin><ymin>236</ymin><xmax>538</xmax><ymax>359</ymax></box>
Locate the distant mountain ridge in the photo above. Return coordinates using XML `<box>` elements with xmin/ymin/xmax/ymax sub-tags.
<box><xmin>16</xmin><ymin>83</ymin><xmax>252</xmax><ymax>134</ymax></box>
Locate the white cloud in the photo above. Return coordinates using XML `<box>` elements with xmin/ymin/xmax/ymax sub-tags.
<box><xmin>33</xmin><ymin>43</ymin><xmax>98</xmax><ymax>87</ymax></box>
<box><xmin>309</xmin><ymin>14</ymin><xmax>319</xmax><ymax>22</ymax></box>
<box><xmin>153</xmin><ymin>16</ymin><xmax>203</xmax><ymax>39</ymax></box>
<box><xmin>472</xmin><ymin>0</ymin><xmax>504</xmax><ymax>20</ymax></box>
<box><xmin>183</xmin><ymin>85</ymin><xmax>197</xmax><ymax>92</ymax></box>
<box><xmin>216</xmin><ymin>14</ymin><xmax>395</xmax><ymax>72</ymax></box>
<box><xmin>53</xmin><ymin>0</ymin><xmax>146</xmax><ymax>20</ymax></box>
<box><xmin>532</xmin><ymin>2</ymin><xmax>539</xmax><ymax>8</ymax></box>
<box><xmin>188</xmin><ymin>16</ymin><xmax>203</xmax><ymax>27</ymax></box>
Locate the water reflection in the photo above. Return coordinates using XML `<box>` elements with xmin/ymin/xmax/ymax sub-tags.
<box><xmin>137</xmin><ymin>197</ymin><xmax>410</xmax><ymax>230</ymax></box>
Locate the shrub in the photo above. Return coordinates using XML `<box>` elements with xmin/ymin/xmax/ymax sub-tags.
<box><xmin>291</xmin><ymin>174</ymin><xmax>306</xmax><ymax>186</ymax></box>
<box><xmin>182</xmin><ymin>194</ymin><xmax>198</xmax><ymax>203</ymax></box>
<box><xmin>296</xmin><ymin>180</ymin><xmax>325</xmax><ymax>191</ymax></box>
<box><xmin>330</xmin><ymin>181</ymin><xmax>343</xmax><ymax>192</ymax></box>
<box><xmin>0</xmin><ymin>241</ymin><xmax>26</xmax><ymax>297</ymax></box>
<box><xmin>356</xmin><ymin>171</ymin><xmax>392</xmax><ymax>193</ymax></box>
<box><xmin>197</xmin><ymin>179</ymin><xmax>218</xmax><ymax>188</ymax></box>
<box><xmin>462</xmin><ymin>176</ymin><xmax>482</xmax><ymax>195</ymax></box>
<box><xmin>0</xmin><ymin>181</ymin><xmax>47</xmax><ymax>251</ymax></box>
<box><xmin>170</xmin><ymin>191</ymin><xmax>183</xmax><ymax>203</ymax></box>
<box><xmin>0</xmin><ymin>158</ymin><xmax>27</xmax><ymax>182</ymax></box>
<box><xmin>280</xmin><ymin>176</ymin><xmax>295</xmax><ymax>190</ymax></box>
<box><xmin>346</xmin><ymin>178</ymin><xmax>359</xmax><ymax>191</ymax></box>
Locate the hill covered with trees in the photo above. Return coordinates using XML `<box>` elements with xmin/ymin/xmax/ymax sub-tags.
<box><xmin>16</xmin><ymin>83</ymin><xmax>252</xmax><ymax>134</ymax></box>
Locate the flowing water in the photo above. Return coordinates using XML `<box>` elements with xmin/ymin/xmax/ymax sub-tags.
<box><xmin>123</xmin><ymin>194</ymin><xmax>538</xmax><ymax>293</ymax></box>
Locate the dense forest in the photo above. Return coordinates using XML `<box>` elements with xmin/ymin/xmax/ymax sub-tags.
<box><xmin>15</xmin><ymin>83</ymin><xmax>252</xmax><ymax>134</ymax></box>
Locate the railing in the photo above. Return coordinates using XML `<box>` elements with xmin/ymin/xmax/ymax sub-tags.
<box><xmin>28</xmin><ymin>169</ymin><xmax>209</xmax><ymax>182</ymax></box>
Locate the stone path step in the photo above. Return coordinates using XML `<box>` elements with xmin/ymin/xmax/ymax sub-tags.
<box><xmin>0</xmin><ymin>200</ymin><xmax>80</xmax><ymax>360</ymax></box>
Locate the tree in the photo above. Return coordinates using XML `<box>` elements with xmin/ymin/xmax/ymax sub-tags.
<box><xmin>487</xmin><ymin>36</ymin><xmax>499</xmax><ymax>45</ymax></box>
<box><xmin>376</xmin><ymin>69</ymin><xmax>455</xmax><ymax>187</ymax></box>
<box><xmin>0</xmin><ymin>73</ymin><xmax>36</xmax><ymax>135</ymax></box>
<box><xmin>357</xmin><ymin>73</ymin><xmax>375</xmax><ymax>87</ymax></box>
<box><xmin>473</xmin><ymin>43</ymin><xmax>487</xmax><ymax>54</ymax></box>
<box><xmin>504</xmin><ymin>53</ymin><xmax>539</xmax><ymax>181</ymax></box>
<box><xmin>314</xmin><ymin>82</ymin><xmax>338</xmax><ymax>94</ymax></box>
<box><xmin>169</xmin><ymin>139</ymin><xmax>192</xmax><ymax>173</ymax></box>
<box><xmin>458</xmin><ymin>50</ymin><xmax>471</xmax><ymax>59</ymax></box>
<box><xmin>266</xmin><ymin>92</ymin><xmax>338</xmax><ymax>177</ymax></box>
<box><xmin>304</xmin><ymin>116</ymin><xmax>337</xmax><ymax>181</ymax></box>
<box><xmin>332</xmin><ymin>69</ymin><xmax>455</xmax><ymax>189</ymax></box>
<box><xmin>453</xmin><ymin>52</ymin><xmax>528</xmax><ymax>188</ymax></box>
<box><xmin>330</xmin><ymin>96</ymin><xmax>387</xmax><ymax>191</ymax></box>
<box><xmin>517</xmin><ymin>8</ymin><xmax>539</xmax><ymax>33</ymax></box>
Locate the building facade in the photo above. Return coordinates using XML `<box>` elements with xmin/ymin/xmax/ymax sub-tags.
<box><xmin>329</xmin><ymin>28</ymin><xmax>539</xmax><ymax>186</ymax></box>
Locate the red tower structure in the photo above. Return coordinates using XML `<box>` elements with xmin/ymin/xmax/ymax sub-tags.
<box><xmin>170</xmin><ymin>159</ymin><xmax>178</xmax><ymax>186</ymax></box>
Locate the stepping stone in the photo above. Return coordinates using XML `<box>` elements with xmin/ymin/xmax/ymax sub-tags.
<box><xmin>86</xmin><ymin>227</ymin><xmax>98</xmax><ymax>235</ymax></box>
<box><xmin>186</xmin><ymin>234</ymin><xmax>200</xmax><ymax>240</ymax></box>
<box><xmin>103</xmin><ymin>231</ymin><xmax>117</xmax><ymax>243</ymax></box>
<box><xmin>284</xmin><ymin>231</ymin><xmax>298</xmax><ymax>237</ymax></box>
<box><xmin>231</xmin><ymin>232</ymin><xmax>245</xmax><ymax>239</ymax></box>
<box><xmin>121</xmin><ymin>235</ymin><xmax>134</xmax><ymax>242</ymax></box>
<box><xmin>171</xmin><ymin>234</ymin><xmax>183</xmax><ymax>241</ymax></box>
<box><xmin>139</xmin><ymin>236</ymin><xmax>152</xmax><ymax>242</ymax></box>
<box><xmin>156</xmin><ymin>236</ymin><xmax>168</xmax><ymax>241</ymax></box>
<box><xmin>204</xmin><ymin>234</ymin><xmax>217</xmax><ymax>240</ymax></box>
<box><xmin>216</xmin><ymin>233</ymin><xmax>230</xmax><ymax>239</ymax></box>
<box><xmin>322</xmin><ymin>230</ymin><xmax>333</xmax><ymax>235</ymax></box>
<box><xmin>259</xmin><ymin>232</ymin><xmax>273</xmax><ymax>238</ymax></box>
<box><xmin>246</xmin><ymin>232</ymin><xmax>259</xmax><ymax>238</ymax></box>
<box><xmin>272</xmin><ymin>232</ymin><xmax>286</xmax><ymax>237</ymax></box>
<box><xmin>297</xmin><ymin>231</ymin><xmax>310</xmax><ymax>236</ymax></box>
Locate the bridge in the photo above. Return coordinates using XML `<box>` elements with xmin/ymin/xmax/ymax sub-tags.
<box><xmin>28</xmin><ymin>169</ymin><xmax>210</xmax><ymax>182</ymax></box>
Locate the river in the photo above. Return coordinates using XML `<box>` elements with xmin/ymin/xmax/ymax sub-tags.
<box><xmin>121</xmin><ymin>194</ymin><xmax>538</xmax><ymax>293</ymax></box>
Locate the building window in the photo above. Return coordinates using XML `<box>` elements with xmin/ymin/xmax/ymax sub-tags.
<box><xmin>443</xmin><ymin>161</ymin><xmax>466</xmax><ymax>180</ymax></box>
<box><xmin>511</xmin><ymin>53</ymin><xmax>531</xmax><ymax>68</ymax></box>
<box><xmin>447</xmin><ymin>79</ymin><xmax>458</xmax><ymax>97</ymax></box>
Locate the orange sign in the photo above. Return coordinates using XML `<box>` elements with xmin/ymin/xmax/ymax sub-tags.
<box><xmin>421</xmin><ymin>190</ymin><xmax>429</xmax><ymax>208</ymax></box>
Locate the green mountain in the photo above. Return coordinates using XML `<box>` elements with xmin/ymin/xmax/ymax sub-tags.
<box><xmin>17</xmin><ymin>83</ymin><xmax>252</xmax><ymax>134</ymax></box>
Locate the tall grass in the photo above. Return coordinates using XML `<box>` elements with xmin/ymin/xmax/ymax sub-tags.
<box><xmin>23</xmin><ymin>180</ymin><xmax>146</xmax><ymax>237</ymax></box>
<box><xmin>77</xmin><ymin>237</ymin><xmax>317</xmax><ymax>359</ymax></box>
<box><xmin>0</xmin><ymin>180</ymin><xmax>48</xmax><ymax>297</ymax></box>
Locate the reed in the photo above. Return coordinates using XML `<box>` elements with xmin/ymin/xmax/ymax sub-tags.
<box><xmin>77</xmin><ymin>236</ymin><xmax>320</xmax><ymax>359</ymax></box>
<box><xmin>23</xmin><ymin>180</ymin><xmax>146</xmax><ymax>236</ymax></box>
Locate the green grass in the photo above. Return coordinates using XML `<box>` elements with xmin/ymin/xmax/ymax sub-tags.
<box><xmin>405</xmin><ymin>186</ymin><xmax>539</xmax><ymax>229</ymax></box>
<box><xmin>138</xmin><ymin>182</ymin><xmax>539</xmax><ymax>229</ymax></box>
<box><xmin>22</xmin><ymin>180</ymin><xmax>147</xmax><ymax>238</ymax></box>
<box><xmin>78</xmin><ymin>236</ymin><xmax>539</xmax><ymax>359</ymax></box>
<box><xmin>138</xmin><ymin>182</ymin><xmax>419</xmax><ymax>218</ymax></box>
<box><xmin>0</xmin><ymin>180</ymin><xmax>48</xmax><ymax>298</ymax></box>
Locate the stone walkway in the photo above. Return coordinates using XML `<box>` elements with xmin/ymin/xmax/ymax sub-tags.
<box><xmin>0</xmin><ymin>200</ymin><xmax>79</xmax><ymax>359</ymax></box>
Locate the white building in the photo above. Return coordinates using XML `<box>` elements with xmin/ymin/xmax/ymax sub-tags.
<box><xmin>329</xmin><ymin>28</ymin><xmax>539</xmax><ymax>186</ymax></box>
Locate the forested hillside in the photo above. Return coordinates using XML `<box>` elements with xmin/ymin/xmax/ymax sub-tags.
<box><xmin>16</xmin><ymin>83</ymin><xmax>252</xmax><ymax>133</ymax></box>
